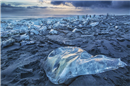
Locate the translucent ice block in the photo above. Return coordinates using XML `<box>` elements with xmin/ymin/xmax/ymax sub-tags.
<box><xmin>43</xmin><ymin>47</ymin><xmax>127</xmax><ymax>84</ymax></box>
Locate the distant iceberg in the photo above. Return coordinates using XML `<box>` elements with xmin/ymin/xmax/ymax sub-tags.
<box><xmin>43</xmin><ymin>47</ymin><xmax>127</xmax><ymax>84</ymax></box>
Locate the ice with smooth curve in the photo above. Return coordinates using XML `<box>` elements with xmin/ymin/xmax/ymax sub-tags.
<box><xmin>43</xmin><ymin>47</ymin><xmax>127</xmax><ymax>84</ymax></box>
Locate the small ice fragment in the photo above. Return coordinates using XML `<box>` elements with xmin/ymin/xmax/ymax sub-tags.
<box><xmin>90</xmin><ymin>22</ymin><xmax>99</xmax><ymax>27</ymax></box>
<box><xmin>124</xmin><ymin>22</ymin><xmax>130</xmax><ymax>25</ymax></box>
<box><xmin>47</xmin><ymin>20</ymin><xmax>52</xmax><ymax>24</ymax></box>
<box><xmin>49</xmin><ymin>29</ymin><xmax>58</xmax><ymax>35</ymax></box>
<box><xmin>1</xmin><ymin>31</ymin><xmax>9</xmax><ymax>38</ymax></box>
<box><xmin>78</xmin><ymin>24</ymin><xmax>83</xmax><ymax>28</ymax></box>
<box><xmin>31</xmin><ymin>29</ymin><xmax>39</xmax><ymax>35</ymax></box>
<box><xmin>115</xmin><ymin>26</ymin><xmax>118</xmax><ymax>29</ymax></box>
<box><xmin>72</xmin><ymin>28</ymin><xmax>78</xmax><ymax>32</ymax></box>
<box><xmin>20</xmin><ymin>41</ymin><xmax>35</xmax><ymax>46</ymax></box>
<box><xmin>2</xmin><ymin>38</ymin><xmax>15</xmax><ymax>48</ymax></box>
<box><xmin>53</xmin><ymin>22</ymin><xmax>60</xmax><ymax>29</ymax></box>
<box><xmin>40</xmin><ymin>26</ymin><xmax>47</xmax><ymax>31</ymax></box>
<box><xmin>0</xmin><ymin>28</ymin><xmax>4</xmax><ymax>32</ymax></box>
<box><xmin>20</xmin><ymin>34</ymin><xmax>29</xmax><ymax>40</ymax></box>
<box><xmin>39</xmin><ymin>26</ymin><xmax>47</xmax><ymax>35</ymax></box>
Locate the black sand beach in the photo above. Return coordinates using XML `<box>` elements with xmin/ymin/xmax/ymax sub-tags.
<box><xmin>1</xmin><ymin>15</ymin><xmax>130</xmax><ymax>86</ymax></box>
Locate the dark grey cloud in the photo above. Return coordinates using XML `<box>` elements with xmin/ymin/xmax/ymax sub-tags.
<box><xmin>1</xmin><ymin>3</ymin><xmax>26</xmax><ymax>13</ymax></box>
<box><xmin>0</xmin><ymin>3</ymin><xmax>47</xmax><ymax>9</ymax></box>
<box><xmin>1</xmin><ymin>3</ymin><xmax>48</xmax><ymax>13</ymax></box>
<box><xmin>27</xmin><ymin>6</ymin><xmax>47</xmax><ymax>9</ymax></box>
<box><xmin>51</xmin><ymin>1</ymin><xmax>112</xmax><ymax>7</ymax></box>
<box><xmin>1</xmin><ymin>3</ymin><xmax>14</xmax><ymax>8</ymax></box>
<box><xmin>112</xmin><ymin>1</ymin><xmax>130</xmax><ymax>9</ymax></box>
<box><xmin>1</xmin><ymin>2</ymin><xmax>50</xmax><ymax>19</ymax></box>
<box><xmin>39</xmin><ymin>0</ymin><xmax>130</xmax><ymax>8</ymax></box>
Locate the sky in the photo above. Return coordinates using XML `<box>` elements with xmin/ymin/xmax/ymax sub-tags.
<box><xmin>1</xmin><ymin>0</ymin><xmax>130</xmax><ymax>19</ymax></box>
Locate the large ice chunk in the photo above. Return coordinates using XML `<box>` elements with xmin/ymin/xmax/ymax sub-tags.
<box><xmin>43</xmin><ymin>47</ymin><xmax>127</xmax><ymax>84</ymax></box>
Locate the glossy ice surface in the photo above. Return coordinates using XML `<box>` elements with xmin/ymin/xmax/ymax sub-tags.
<box><xmin>43</xmin><ymin>47</ymin><xmax>127</xmax><ymax>84</ymax></box>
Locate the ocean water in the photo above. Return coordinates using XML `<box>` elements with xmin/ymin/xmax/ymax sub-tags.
<box><xmin>1</xmin><ymin>15</ymin><xmax>78</xmax><ymax>20</ymax></box>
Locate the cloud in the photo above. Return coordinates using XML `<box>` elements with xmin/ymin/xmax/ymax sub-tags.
<box><xmin>1</xmin><ymin>3</ymin><xmax>47</xmax><ymax>12</ymax></box>
<box><xmin>39</xmin><ymin>0</ymin><xmax>130</xmax><ymax>8</ymax></box>
<box><xmin>50</xmin><ymin>1</ymin><xmax>112</xmax><ymax>8</ymax></box>
<box><xmin>112</xmin><ymin>1</ymin><xmax>130</xmax><ymax>9</ymax></box>
<box><xmin>1</xmin><ymin>3</ymin><xmax>14</xmax><ymax>8</ymax></box>
<box><xmin>27</xmin><ymin>6</ymin><xmax>47</xmax><ymax>9</ymax></box>
<box><xmin>1</xmin><ymin>2</ymin><xmax>49</xmax><ymax>18</ymax></box>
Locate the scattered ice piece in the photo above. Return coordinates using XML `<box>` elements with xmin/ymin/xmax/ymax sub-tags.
<box><xmin>60</xmin><ymin>24</ymin><xmax>66</xmax><ymax>27</ymax></box>
<box><xmin>40</xmin><ymin>26</ymin><xmax>47</xmax><ymax>30</ymax></box>
<box><xmin>30</xmin><ymin>32</ymin><xmax>34</xmax><ymax>36</ymax></box>
<box><xmin>6</xmin><ymin>25</ymin><xmax>13</xmax><ymax>30</ymax></box>
<box><xmin>47</xmin><ymin>20</ymin><xmax>52</xmax><ymax>24</ymax></box>
<box><xmin>39</xmin><ymin>26</ymin><xmax>47</xmax><ymax>35</ymax></box>
<box><xmin>20</xmin><ymin>41</ymin><xmax>35</xmax><ymax>46</ymax></box>
<box><xmin>33</xmin><ymin>20</ymin><xmax>42</xmax><ymax>25</ymax></box>
<box><xmin>1</xmin><ymin>31</ymin><xmax>9</xmax><ymax>38</ymax></box>
<box><xmin>31</xmin><ymin>29</ymin><xmax>39</xmax><ymax>35</ymax></box>
<box><xmin>78</xmin><ymin>24</ymin><xmax>83</xmax><ymax>28</ymax></box>
<box><xmin>49</xmin><ymin>29</ymin><xmax>58</xmax><ymax>35</ymax></box>
<box><xmin>19</xmin><ymin>25</ymin><xmax>28</xmax><ymax>30</ymax></box>
<box><xmin>43</xmin><ymin>47</ymin><xmax>127</xmax><ymax>84</ymax></box>
<box><xmin>72</xmin><ymin>28</ymin><xmax>81</xmax><ymax>33</ymax></box>
<box><xmin>9</xmin><ymin>30</ymin><xmax>20</xmax><ymax>36</ymax></box>
<box><xmin>72</xmin><ymin>28</ymin><xmax>77</xmax><ymax>32</ymax></box>
<box><xmin>60</xmin><ymin>21</ymin><xmax>67</xmax><ymax>24</ymax></box>
<box><xmin>2</xmin><ymin>38</ymin><xmax>15</xmax><ymax>48</ymax></box>
<box><xmin>0</xmin><ymin>28</ymin><xmax>4</xmax><ymax>32</ymax></box>
<box><xmin>20</xmin><ymin>34</ymin><xmax>29</xmax><ymax>40</ymax></box>
<box><xmin>19</xmin><ymin>28</ymin><xmax>27</xmax><ymax>34</ymax></box>
<box><xmin>34</xmin><ymin>25</ymin><xmax>41</xmax><ymax>29</ymax></box>
<box><xmin>110</xmin><ymin>23</ymin><xmax>113</xmax><ymax>26</ymax></box>
<box><xmin>0</xmin><ymin>41</ymin><xmax>3</xmax><ymax>48</ymax></box>
<box><xmin>90</xmin><ymin>22</ymin><xmax>99</xmax><ymax>27</ymax></box>
<box><xmin>48</xmin><ymin>25</ymin><xmax>52</xmax><ymax>29</ymax></box>
<box><xmin>73</xmin><ymin>21</ymin><xmax>79</xmax><ymax>25</ymax></box>
<box><xmin>115</xmin><ymin>26</ymin><xmax>118</xmax><ymax>29</ymax></box>
<box><xmin>124</xmin><ymin>22</ymin><xmax>130</xmax><ymax>25</ymax></box>
<box><xmin>30</xmin><ymin>25</ymin><xmax>41</xmax><ymax>30</ymax></box>
<box><xmin>83</xmin><ymin>21</ymin><xmax>88</xmax><ymax>25</ymax></box>
<box><xmin>53</xmin><ymin>22</ymin><xmax>60</xmax><ymax>29</ymax></box>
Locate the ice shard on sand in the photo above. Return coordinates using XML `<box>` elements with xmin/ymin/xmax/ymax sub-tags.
<box><xmin>43</xmin><ymin>47</ymin><xmax>127</xmax><ymax>84</ymax></box>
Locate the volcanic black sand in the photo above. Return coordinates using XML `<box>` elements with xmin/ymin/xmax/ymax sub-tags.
<box><xmin>1</xmin><ymin>15</ymin><xmax>130</xmax><ymax>86</ymax></box>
